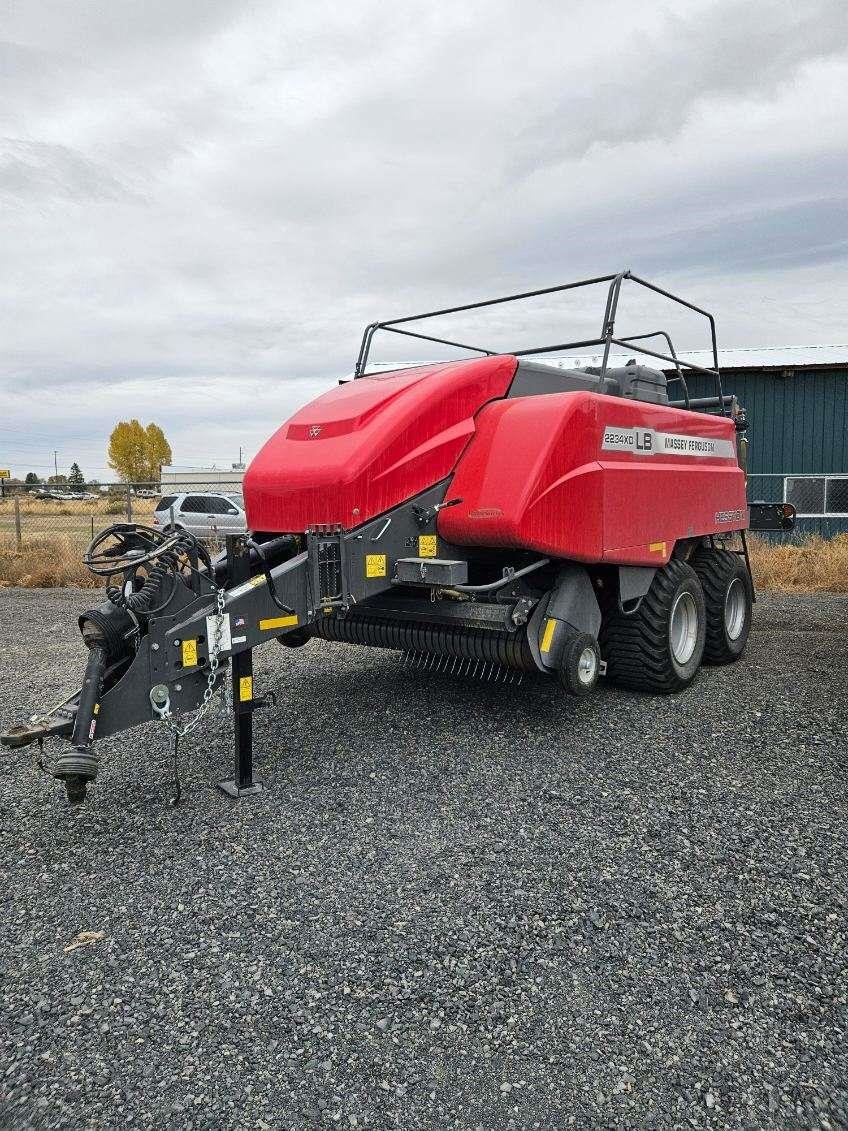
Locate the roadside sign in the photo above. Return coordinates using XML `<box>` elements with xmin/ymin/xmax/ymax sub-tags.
<box><xmin>0</xmin><ymin>470</ymin><xmax>9</xmax><ymax>479</ymax></box>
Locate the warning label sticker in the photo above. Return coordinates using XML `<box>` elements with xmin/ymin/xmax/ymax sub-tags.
<box><xmin>601</xmin><ymin>426</ymin><xmax>735</xmax><ymax>459</ymax></box>
<box><xmin>365</xmin><ymin>554</ymin><xmax>387</xmax><ymax>578</ymax></box>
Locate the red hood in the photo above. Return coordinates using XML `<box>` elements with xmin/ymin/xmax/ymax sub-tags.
<box><xmin>243</xmin><ymin>355</ymin><xmax>517</xmax><ymax>532</ymax></box>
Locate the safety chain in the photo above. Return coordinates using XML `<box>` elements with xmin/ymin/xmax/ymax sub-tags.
<box><xmin>160</xmin><ymin>585</ymin><xmax>227</xmax><ymax>741</ymax></box>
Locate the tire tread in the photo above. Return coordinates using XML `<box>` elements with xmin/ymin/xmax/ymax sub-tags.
<box><xmin>601</xmin><ymin>559</ymin><xmax>704</xmax><ymax>693</ymax></box>
<box><xmin>691</xmin><ymin>547</ymin><xmax>751</xmax><ymax>664</ymax></box>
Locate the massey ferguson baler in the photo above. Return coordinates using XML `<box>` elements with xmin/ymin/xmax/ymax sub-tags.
<box><xmin>1</xmin><ymin>270</ymin><xmax>795</xmax><ymax>804</ymax></box>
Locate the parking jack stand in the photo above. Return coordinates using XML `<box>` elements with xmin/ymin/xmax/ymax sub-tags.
<box><xmin>218</xmin><ymin>534</ymin><xmax>263</xmax><ymax>800</ymax></box>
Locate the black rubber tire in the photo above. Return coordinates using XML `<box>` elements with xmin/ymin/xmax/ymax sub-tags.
<box><xmin>601</xmin><ymin>559</ymin><xmax>706</xmax><ymax>693</ymax></box>
<box><xmin>691</xmin><ymin>548</ymin><xmax>752</xmax><ymax>665</ymax></box>
<box><xmin>277</xmin><ymin>627</ymin><xmax>313</xmax><ymax>648</ymax></box>
<box><xmin>557</xmin><ymin>632</ymin><xmax>601</xmax><ymax>696</ymax></box>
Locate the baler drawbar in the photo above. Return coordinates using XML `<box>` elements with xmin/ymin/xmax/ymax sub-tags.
<box><xmin>1</xmin><ymin>270</ymin><xmax>795</xmax><ymax>804</ymax></box>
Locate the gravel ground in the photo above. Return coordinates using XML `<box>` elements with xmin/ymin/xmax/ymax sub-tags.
<box><xmin>0</xmin><ymin>586</ymin><xmax>846</xmax><ymax>1130</ymax></box>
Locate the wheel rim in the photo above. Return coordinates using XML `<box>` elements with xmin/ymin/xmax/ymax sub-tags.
<box><xmin>577</xmin><ymin>646</ymin><xmax>597</xmax><ymax>685</ymax></box>
<box><xmin>670</xmin><ymin>591</ymin><xmax>698</xmax><ymax>665</ymax></box>
<box><xmin>724</xmin><ymin>577</ymin><xmax>746</xmax><ymax>640</ymax></box>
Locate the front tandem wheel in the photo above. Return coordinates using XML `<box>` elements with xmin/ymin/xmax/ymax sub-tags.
<box><xmin>691</xmin><ymin>548</ymin><xmax>752</xmax><ymax>664</ymax></box>
<box><xmin>558</xmin><ymin>633</ymin><xmax>601</xmax><ymax>696</ymax></box>
<box><xmin>601</xmin><ymin>559</ymin><xmax>706</xmax><ymax>693</ymax></box>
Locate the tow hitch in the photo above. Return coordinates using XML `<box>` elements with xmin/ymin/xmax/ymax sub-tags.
<box><xmin>1</xmin><ymin>522</ymin><xmax>307</xmax><ymax>805</ymax></box>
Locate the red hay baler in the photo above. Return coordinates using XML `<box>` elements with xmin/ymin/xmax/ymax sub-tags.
<box><xmin>1</xmin><ymin>270</ymin><xmax>795</xmax><ymax>804</ymax></box>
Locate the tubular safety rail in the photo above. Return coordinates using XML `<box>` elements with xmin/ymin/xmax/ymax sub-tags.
<box><xmin>353</xmin><ymin>269</ymin><xmax>725</xmax><ymax>414</ymax></box>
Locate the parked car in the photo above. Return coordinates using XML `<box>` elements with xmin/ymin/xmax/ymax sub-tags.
<box><xmin>151</xmin><ymin>491</ymin><xmax>247</xmax><ymax>538</ymax></box>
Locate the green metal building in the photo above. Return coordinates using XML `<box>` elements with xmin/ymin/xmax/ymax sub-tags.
<box><xmin>680</xmin><ymin>347</ymin><xmax>848</xmax><ymax>538</ymax></box>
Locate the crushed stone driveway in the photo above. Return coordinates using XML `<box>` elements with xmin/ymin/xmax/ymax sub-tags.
<box><xmin>0</xmin><ymin>586</ymin><xmax>846</xmax><ymax>1129</ymax></box>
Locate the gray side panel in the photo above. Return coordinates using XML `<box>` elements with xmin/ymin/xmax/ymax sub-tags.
<box><xmin>618</xmin><ymin>565</ymin><xmax>656</xmax><ymax>609</ymax></box>
<box><xmin>547</xmin><ymin>567</ymin><xmax>602</xmax><ymax>636</ymax></box>
<box><xmin>96</xmin><ymin>638</ymin><xmax>220</xmax><ymax>738</ymax></box>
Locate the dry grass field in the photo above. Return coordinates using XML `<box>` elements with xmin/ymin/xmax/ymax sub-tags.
<box><xmin>0</xmin><ymin>496</ymin><xmax>157</xmax><ymax>570</ymax></box>
<box><xmin>0</xmin><ymin>495</ymin><xmax>155</xmax><ymax>518</ymax></box>
<box><xmin>0</xmin><ymin>522</ymin><xmax>845</xmax><ymax>592</ymax></box>
<box><xmin>747</xmin><ymin>533</ymin><xmax>848</xmax><ymax>594</ymax></box>
<box><xmin>0</xmin><ymin>537</ymin><xmax>96</xmax><ymax>587</ymax></box>
<box><xmin>0</xmin><ymin>497</ymin><xmax>157</xmax><ymax>587</ymax></box>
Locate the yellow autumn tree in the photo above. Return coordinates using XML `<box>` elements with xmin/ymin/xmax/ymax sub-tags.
<box><xmin>144</xmin><ymin>423</ymin><xmax>172</xmax><ymax>479</ymax></box>
<box><xmin>107</xmin><ymin>420</ymin><xmax>173</xmax><ymax>482</ymax></box>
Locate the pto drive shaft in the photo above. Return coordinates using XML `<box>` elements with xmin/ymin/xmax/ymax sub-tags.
<box><xmin>52</xmin><ymin>642</ymin><xmax>108</xmax><ymax>805</ymax></box>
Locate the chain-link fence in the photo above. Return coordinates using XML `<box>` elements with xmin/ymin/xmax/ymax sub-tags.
<box><xmin>0</xmin><ymin>480</ymin><xmax>245</xmax><ymax>555</ymax></box>
<box><xmin>0</xmin><ymin>472</ymin><xmax>844</xmax><ymax>580</ymax></box>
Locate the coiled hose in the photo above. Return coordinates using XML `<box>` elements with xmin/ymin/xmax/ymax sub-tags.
<box><xmin>105</xmin><ymin>529</ymin><xmax>211</xmax><ymax>614</ymax></box>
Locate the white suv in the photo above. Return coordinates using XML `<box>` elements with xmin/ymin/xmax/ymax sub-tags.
<box><xmin>152</xmin><ymin>492</ymin><xmax>247</xmax><ymax>538</ymax></box>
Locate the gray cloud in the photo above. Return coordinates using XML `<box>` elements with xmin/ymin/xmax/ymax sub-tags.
<box><xmin>1</xmin><ymin>0</ymin><xmax>847</xmax><ymax>479</ymax></box>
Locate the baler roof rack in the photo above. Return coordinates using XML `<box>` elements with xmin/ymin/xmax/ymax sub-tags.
<box><xmin>354</xmin><ymin>268</ymin><xmax>726</xmax><ymax>413</ymax></box>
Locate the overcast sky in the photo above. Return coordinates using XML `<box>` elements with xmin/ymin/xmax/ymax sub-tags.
<box><xmin>2</xmin><ymin>0</ymin><xmax>847</xmax><ymax>480</ymax></box>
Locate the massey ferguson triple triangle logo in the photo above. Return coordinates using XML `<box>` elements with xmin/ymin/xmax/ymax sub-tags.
<box><xmin>309</xmin><ymin>425</ymin><xmax>322</xmax><ymax>438</ymax></box>
<box><xmin>601</xmin><ymin>426</ymin><xmax>735</xmax><ymax>459</ymax></box>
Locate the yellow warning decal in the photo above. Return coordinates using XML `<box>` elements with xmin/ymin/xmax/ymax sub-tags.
<box><xmin>418</xmin><ymin>535</ymin><xmax>437</xmax><ymax>558</ymax></box>
<box><xmin>182</xmin><ymin>639</ymin><xmax>198</xmax><ymax>667</ymax></box>
<box><xmin>366</xmin><ymin>554</ymin><xmax>387</xmax><ymax>578</ymax></box>
<box><xmin>259</xmin><ymin>615</ymin><xmax>299</xmax><ymax>631</ymax></box>
<box><xmin>649</xmin><ymin>541</ymin><xmax>667</xmax><ymax>555</ymax></box>
<box><xmin>239</xmin><ymin>676</ymin><xmax>253</xmax><ymax>702</ymax></box>
<box><xmin>93</xmin><ymin>703</ymin><xmax>100</xmax><ymax>716</ymax></box>
<box><xmin>540</xmin><ymin>617</ymin><xmax>557</xmax><ymax>654</ymax></box>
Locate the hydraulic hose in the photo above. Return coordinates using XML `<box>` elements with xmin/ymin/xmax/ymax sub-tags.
<box><xmin>451</xmin><ymin>557</ymin><xmax>551</xmax><ymax>594</ymax></box>
<box><xmin>103</xmin><ymin>528</ymin><xmax>211</xmax><ymax>615</ymax></box>
<box><xmin>245</xmin><ymin>536</ymin><xmax>295</xmax><ymax>613</ymax></box>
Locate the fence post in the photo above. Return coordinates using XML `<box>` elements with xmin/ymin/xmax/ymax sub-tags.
<box><xmin>91</xmin><ymin>515</ymin><xmax>95</xmax><ymax>542</ymax></box>
<box><xmin>126</xmin><ymin>483</ymin><xmax>133</xmax><ymax>522</ymax></box>
<box><xmin>14</xmin><ymin>495</ymin><xmax>22</xmax><ymax>551</ymax></box>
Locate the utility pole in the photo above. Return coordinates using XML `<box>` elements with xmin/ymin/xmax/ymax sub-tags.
<box><xmin>53</xmin><ymin>450</ymin><xmax>58</xmax><ymax>480</ymax></box>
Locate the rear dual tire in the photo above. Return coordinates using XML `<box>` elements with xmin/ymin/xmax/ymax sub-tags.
<box><xmin>601</xmin><ymin>559</ymin><xmax>706</xmax><ymax>693</ymax></box>
<box><xmin>691</xmin><ymin>548</ymin><xmax>752</xmax><ymax>664</ymax></box>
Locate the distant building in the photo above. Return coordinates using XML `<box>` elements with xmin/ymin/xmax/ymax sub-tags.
<box><xmin>160</xmin><ymin>464</ymin><xmax>246</xmax><ymax>491</ymax></box>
